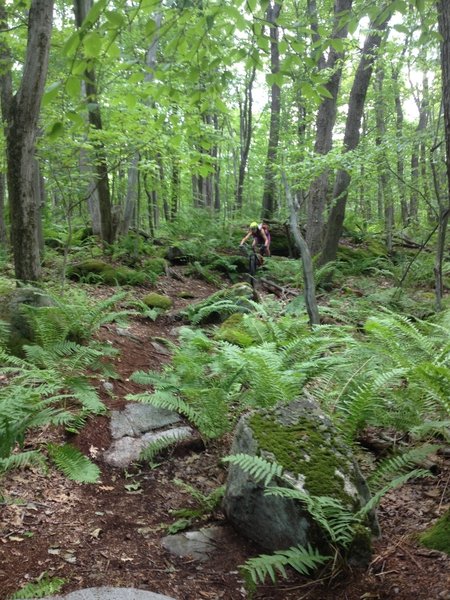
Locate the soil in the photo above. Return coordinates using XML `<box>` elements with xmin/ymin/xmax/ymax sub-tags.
<box><xmin>1</xmin><ymin>270</ymin><xmax>449</xmax><ymax>600</ymax></box>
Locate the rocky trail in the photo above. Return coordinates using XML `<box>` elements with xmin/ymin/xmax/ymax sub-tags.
<box><xmin>0</xmin><ymin>271</ymin><xmax>449</xmax><ymax>600</ymax></box>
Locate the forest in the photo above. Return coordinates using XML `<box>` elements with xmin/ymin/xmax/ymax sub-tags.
<box><xmin>0</xmin><ymin>0</ymin><xmax>449</xmax><ymax>599</ymax></box>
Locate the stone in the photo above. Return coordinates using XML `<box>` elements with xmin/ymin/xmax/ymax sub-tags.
<box><xmin>0</xmin><ymin>287</ymin><xmax>54</xmax><ymax>355</ymax></box>
<box><xmin>110</xmin><ymin>404</ymin><xmax>181</xmax><ymax>439</ymax></box>
<box><xmin>36</xmin><ymin>587</ymin><xmax>176</xmax><ymax>600</ymax></box>
<box><xmin>222</xmin><ymin>395</ymin><xmax>379</xmax><ymax>565</ymax></box>
<box><xmin>161</xmin><ymin>526</ymin><xmax>228</xmax><ymax>562</ymax></box>
<box><xmin>103</xmin><ymin>426</ymin><xmax>194</xmax><ymax>468</ymax></box>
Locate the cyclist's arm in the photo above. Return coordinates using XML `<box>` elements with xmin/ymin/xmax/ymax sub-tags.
<box><xmin>240</xmin><ymin>231</ymin><xmax>251</xmax><ymax>245</ymax></box>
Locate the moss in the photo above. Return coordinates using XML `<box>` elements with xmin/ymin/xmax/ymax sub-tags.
<box><xmin>220</xmin><ymin>313</ymin><xmax>245</xmax><ymax>329</ymax></box>
<box><xmin>249</xmin><ymin>412</ymin><xmax>354</xmax><ymax>506</ymax></box>
<box><xmin>214</xmin><ymin>327</ymin><xmax>254</xmax><ymax>348</ymax></box>
<box><xmin>68</xmin><ymin>259</ymin><xmax>110</xmax><ymax>277</ymax></box>
<box><xmin>143</xmin><ymin>293</ymin><xmax>172</xmax><ymax>310</ymax></box>
<box><xmin>144</xmin><ymin>257</ymin><xmax>168</xmax><ymax>275</ymax></box>
<box><xmin>177</xmin><ymin>291</ymin><xmax>196</xmax><ymax>299</ymax></box>
<box><xmin>419</xmin><ymin>510</ymin><xmax>450</xmax><ymax>555</ymax></box>
<box><xmin>68</xmin><ymin>260</ymin><xmax>152</xmax><ymax>286</ymax></box>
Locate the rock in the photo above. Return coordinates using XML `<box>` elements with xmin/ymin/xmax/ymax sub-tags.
<box><xmin>36</xmin><ymin>587</ymin><xmax>176</xmax><ymax>600</ymax></box>
<box><xmin>142</xmin><ymin>293</ymin><xmax>172</xmax><ymax>310</ymax></box>
<box><xmin>0</xmin><ymin>287</ymin><xmax>54</xmax><ymax>355</ymax></box>
<box><xmin>222</xmin><ymin>395</ymin><xmax>379</xmax><ymax>565</ymax></box>
<box><xmin>161</xmin><ymin>526</ymin><xmax>228</xmax><ymax>562</ymax></box>
<box><xmin>104</xmin><ymin>426</ymin><xmax>194</xmax><ymax>468</ymax></box>
<box><xmin>110</xmin><ymin>404</ymin><xmax>181</xmax><ymax>439</ymax></box>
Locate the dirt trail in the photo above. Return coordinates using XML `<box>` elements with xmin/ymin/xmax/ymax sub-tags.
<box><xmin>1</xmin><ymin>272</ymin><xmax>449</xmax><ymax>600</ymax></box>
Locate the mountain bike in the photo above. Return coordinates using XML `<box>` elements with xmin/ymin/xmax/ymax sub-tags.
<box><xmin>239</xmin><ymin>243</ymin><xmax>266</xmax><ymax>278</ymax></box>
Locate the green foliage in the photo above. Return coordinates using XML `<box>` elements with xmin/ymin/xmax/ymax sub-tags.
<box><xmin>9</xmin><ymin>574</ymin><xmax>65</xmax><ymax>599</ymax></box>
<box><xmin>167</xmin><ymin>479</ymin><xmax>225</xmax><ymax>533</ymax></box>
<box><xmin>68</xmin><ymin>260</ymin><xmax>153</xmax><ymax>286</ymax></box>
<box><xmin>47</xmin><ymin>443</ymin><xmax>100</xmax><ymax>483</ymax></box>
<box><xmin>419</xmin><ymin>509</ymin><xmax>450</xmax><ymax>555</ymax></box>
<box><xmin>142</xmin><ymin>292</ymin><xmax>173</xmax><ymax>310</ymax></box>
<box><xmin>241</xmin><ymin>544</ymin><xmax>329</xmax><ymax>586</ymax></box>
<box><xmin>139</xmin><ymin>433</ymin><xmax>185</xmax><ymax>465</ymax></box>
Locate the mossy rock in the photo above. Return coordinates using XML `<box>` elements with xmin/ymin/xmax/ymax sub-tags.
<box><xmin>223</xmin><ymin>394</ymin><xmax>379</xmax><ymax>564</ymax></box>
<box><xmin>214</xmin><ymin>327</ymin><xmax>254</xmax><ymax>347</ymax></box>
<box><xmin>144</xmin><ymin>257</ymin><xmax>168</xmax><ymax>275</ymax></box>
<box><xmin>177</xmin><ymin>291</ymin><xmax>196</xmax><ymax>299</ymax></box>
<box><xmin>142</xmin><ymin>293</ymin><xmax>173</xmax><ymax>310</ymax></box>
<box><xmin>68</xmin><ymin>260</ymin><xmax>151</xmax><ymax>286</ymax></box>
<box><xmin>0</xmin><ymin>287</ymin><xmax>55</xmax><ymax>356</ymax></box>
<box><xmin>419</xmin><ymin>509</ymin><xmax>450</xmax><ymax>555</ymax></box>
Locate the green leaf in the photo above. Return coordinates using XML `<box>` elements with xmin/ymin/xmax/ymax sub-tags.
<box><xmin>105</xmin><ymin>9</ymin><xmax>125</xmax><ymax>28</ymax></box>
<box><xmin>300</xmin><ymin>82</ymin><xmax>316</xmax><ymax>100</ymax></box>
<box><xmin>124</xmin><ymin>94</ymin><xmax>137</xmax><ymax>109</ymax></box>
<box><xmin>83</xmin><ymin>0</ymin><xmax>107</xmax><ymax>26</ymax></box>
<box><xmin>316</xmin><ymin>85</ymin><xmax>333</xmax><ymax>99</ymax></box>
<box><xmin>107</xmin><ymin>42</ymin><xmax>121</xmax><ymax>59</ymax></box>
<box><xmin>42</xmin><ymin>81</ymin><xmax>62</xmax><ymax>106</ymax></box>
<box><xmin>72</xmin><ymin>60</ymin><xmax>88</xmax><ymax>75</ymax></box>
<box><xmin>393</xmin><ymin>23</ymin><xmax>410</xmax><ymax>34</ymax></box>
<box><xmin>46</xmin><ymin>122</ymin><xmax>64</xmax><ymax>140</ymax></box>
<box><xmin>83</xmin><ymin>32</ymin><xmax>103</xmax><ymax>58</ymax></box>
<box><xmin>63</xmin><ymin>32</ymin><xmax>80</xmax><ymax>57</ymax></box>
<box><xmin>67</xmin><ymin>110</ymin><xmax>85</xmax><ymax>128</ymax></box>
<box><xmin>329</xmin><ymin>38</ymin><xmax>345</xmax><ymax>53</ymax></box>
<box><xmin>65</xmin><ymin>75</ymin><xmax>80</xmax><ymax>99</ymax></box>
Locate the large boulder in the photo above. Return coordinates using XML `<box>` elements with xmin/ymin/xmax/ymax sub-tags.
<box><xmin>222</xmin><ymin>395</ymin><xmax>379</xmax><ymax>565</ymax></box>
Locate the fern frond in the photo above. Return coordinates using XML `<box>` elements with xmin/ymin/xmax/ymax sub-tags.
<box><xmin>358</xmin><ymin>469</ymin><xmax>432</xmax><ymax>519</ymax></box>
<box><xmin>369</xmin><ymin>444</ymin><xmax>440</xmax><ymax>488</ymax></box>
<box><xmin>241</xmin><ymin>544</ymin><xmax>329</xmax><ymax>585</ymax></box>
<box><xmin>0</xmin><ymin>450</ymin><xmax>46</xmax><ymax>473</ymax></box>
<box><xmin>223</xmin><ymin>454</ymin><xmax>283</xmax><ymax>486</ymax></box>
<box><xmin>10</xmin><ymin>574</ymin><xmax>65</xmax><ymax>599</ymax></box>
<box><xmin>47</xmin><ymin>443</ymin><xmax>100</xmax><ymax>483</ymax></box>
<box><xmin>140</xmin><ymin>433</ymin><xmax>184</xmax><ymax>464</ymax></box>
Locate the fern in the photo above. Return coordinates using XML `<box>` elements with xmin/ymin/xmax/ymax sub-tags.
<box><xmin>140</xmin><ymin>432</ymin><xmax>185</xmax><ymax>464</ymax></box>
<box><xmin>9</xmin><ymin>574</ymin><xmax>65</xmax><ymax>599</ymax></box>
<box><xmin>241</xmin><ymin>544</ymin><xmax>329</xmax><ymax>586</ymax></box>
<box><xmin>47</xmin><ymin>443</ymin><xmax>100</xmax><ymax>483</ymax></box>
<box><xmin>368</xmin><ymin>444</ymin><xmax>440</xmax><ymax>487</ymax></box>
<box><xmin>223</xmin><ymin>454</ymin><xmax>284</xmax><ymax>486</ymax></box>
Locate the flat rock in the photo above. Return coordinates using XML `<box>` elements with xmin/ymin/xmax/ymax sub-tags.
<box><xmin>35</xmin><ymin>587</ymin><xmax>176</xmax><ymax>600</ymax></box>
<box><xmin>110</xmin><ymin>403</ymin><xmax>181</xmax><ymax>439</ymax></box>
<box><xmin>161</xmin><ymin>526</ymin><xmax>227</xmax><ymax>562</ymax></box>
<box><xmin>104</xmin><ymin>427</ymin><xmax>194</xmax><ymax>468</ymax></box>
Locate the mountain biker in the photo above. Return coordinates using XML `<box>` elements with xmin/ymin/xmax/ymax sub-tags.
<box><xmin>240</xmin><ymin>221</ymin><xmax>271</xmax><ymax>256</ymax></box>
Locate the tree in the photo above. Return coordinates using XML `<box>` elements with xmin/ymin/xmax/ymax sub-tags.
<box><xmin>319</xmin><ymin>10</ymin><xmax>391</xmax><ymax>266</ymax></box>
<box><xmin>436</xmin><ymin>0</ymin><xmax>450</xmax><ymax>311</ymax></box>
<box><xmin>0</xmin><ymin>0</ymin><xmax>54</xmax><ymax>282</ymax></box>
<box><xmin>261</xmin><ymin>1</ymin><xmax>281</xmax><ymax>220</ymax></box>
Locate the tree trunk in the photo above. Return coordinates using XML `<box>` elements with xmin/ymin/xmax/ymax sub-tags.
<box><xmin>74</xmin><ymin>0</ymin><xmax>113</xmax><ymax>245</ymax></box>
<box><xmin>319</xmin><ymin>15</ymin><xmax>390</xmax><ymax>266</ymax></box>
<box><xmin>436</xmin><ymin>0</ymin><xmax>450</xmax><ymax>311</ymax></box>
<box><xmin>306</xmin><ymin>0</ymin><xmax>353</xmax><ymax>256</ymax></box>
<box><xmin>261</xmin><ymin>1</ymin><xmax>281</xmax><ymax>220</ymax></box>
<box><xmin>236</xmin><ymin>64</ymin><xmax>256</xmax><ymax>210</ymax></box>
<box><xmin>0</xmin><ymin>0</ymin><xmax>54</xmax><ymax>282</ymax></box>
<box><xmin>0</xmin><ymin>170</ymin><xmax>7</xmax><ymax>246</ymax></box>
<box><xmin>283</xmin><ymin>172</ymin><xmax>320</xmax><ymax>326</ymax></box>
<box><xmin>409</xmin><ymin>87</ymin><xmax>428</xmax><ymax>224</ymax></box>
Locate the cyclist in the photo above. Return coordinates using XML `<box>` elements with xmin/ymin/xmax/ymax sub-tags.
<box><xmin>240</xmin><ymin>221</ymin><xmax>271</xmax><ymax>256</ymax></box>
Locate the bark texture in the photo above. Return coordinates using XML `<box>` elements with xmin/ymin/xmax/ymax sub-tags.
<box><xmin>0</xmin><ymin>0</ymin><xmax>54</xmax><ymax>282</ymax></box>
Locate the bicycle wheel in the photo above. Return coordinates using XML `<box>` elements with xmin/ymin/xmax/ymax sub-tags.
<box><xmin>249</xmin><ymin>252</ymin><xmax>258</xmax><ymax>276</ymax></box>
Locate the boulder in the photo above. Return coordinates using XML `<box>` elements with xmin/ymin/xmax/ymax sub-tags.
<box><xmin>0</xmin><ymin>287</ymin><xmax>54</xmax><ymax>355</ymax></box>
<box><xmin>35</xmin><ymin>588</ymin><xmax>176</xmax><ymax>600</ymax></box>
<box><xmin>222</xmin><ymin>395</ymin><xmax>379</xmax><ymax>565</ymax></box>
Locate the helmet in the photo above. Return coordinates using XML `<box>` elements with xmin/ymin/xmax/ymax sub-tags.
<box><xmin>250</xmin><ymin>221</ymin><xmax>258</xmax><ymax>228</ymax></box>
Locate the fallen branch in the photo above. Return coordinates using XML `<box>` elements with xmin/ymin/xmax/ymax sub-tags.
<box><xmin>260</xmin><ymin>277</ymin><xmax>298</xmax><ymax>297</ymax></box>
